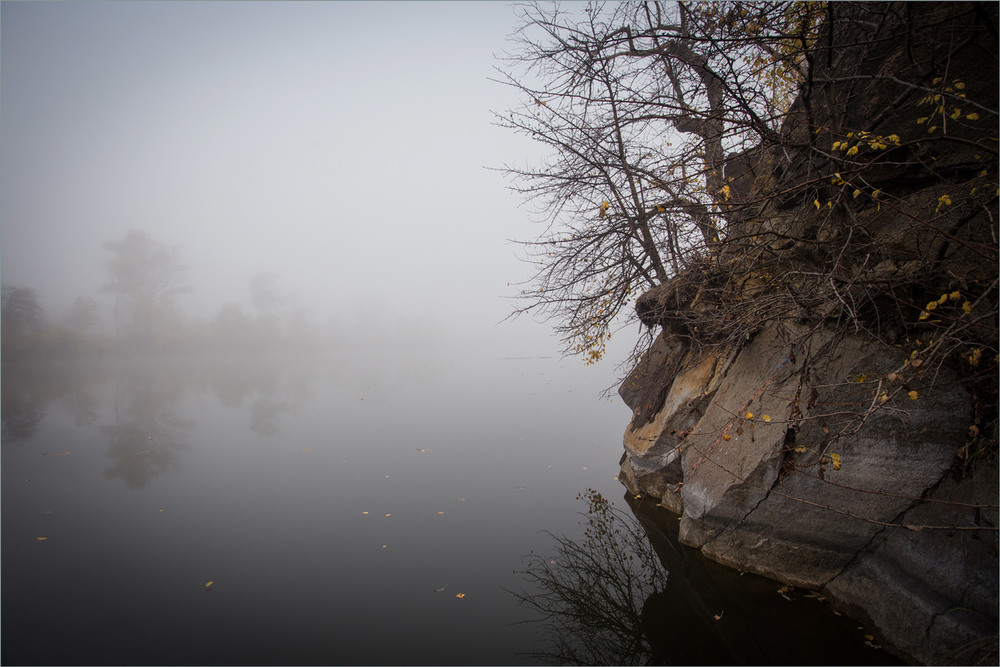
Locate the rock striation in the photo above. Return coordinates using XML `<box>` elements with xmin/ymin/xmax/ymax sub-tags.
<box><xmin>618</xmin><ymin>3</ymin><xmax>998</xmax><ymax>664</ymax></box>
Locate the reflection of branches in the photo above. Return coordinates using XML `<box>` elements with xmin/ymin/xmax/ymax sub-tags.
<box><xmin>249</xmin><ymin>397</ymin><xmax>291</xmax><ymax>438</ymax></box>
<box><xmin>509</xmin><ymin>489</ymin><xmax>667</xmax><ymax>665</ymax></box>
<box><xmin>102</xmin><ymin>374</ymin><xmax>193</xmax><ymax>490</ymax></box>
<box><xmin>0</xmin><ymin>395</ymin><xmax>46</xmax><ymax>442</ymax></box>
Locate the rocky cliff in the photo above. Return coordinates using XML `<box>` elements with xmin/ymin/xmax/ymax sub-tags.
<box><xmin>618</xmin><ymin>4</ymin><xmax>998</xmax><ymax>664</ymax></box>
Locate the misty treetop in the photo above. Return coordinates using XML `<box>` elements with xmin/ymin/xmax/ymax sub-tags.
<box><xmin>2</xmin><ymin>228</ymin><xmax>338</xmax><ymax>360</ymax></box>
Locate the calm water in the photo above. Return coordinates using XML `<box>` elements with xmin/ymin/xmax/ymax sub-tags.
<box><xmin>2</xmin><ymin>348</ymin><xmax>635</xmax><ymax>665</ymax></box>
<box><xmin>3</xmin><ymin>347</ymin><xmax>901</xmax><ymax>665</ymax></box>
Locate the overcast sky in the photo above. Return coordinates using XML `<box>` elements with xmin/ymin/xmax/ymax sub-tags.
<box><xmin>1</xmin><ymin>1</ymin><xmax>596</xmax><ymax>354</ymax></box>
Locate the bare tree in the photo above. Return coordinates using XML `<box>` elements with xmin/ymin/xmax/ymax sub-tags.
<box><xmin>101</xmin><ymin>229</ymin><xmax>190</xmax><ymax>347</ymax></box>
<box><xmin>495</xmin><ymin>1</ymin><xmax>823</xmax><ymax>363</ymax></box>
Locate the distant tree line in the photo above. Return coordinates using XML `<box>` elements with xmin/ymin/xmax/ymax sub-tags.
<box><xmin>2</xmin><ymin>229</ymin><xmax>334</xmax><ymax>361</ymax></box>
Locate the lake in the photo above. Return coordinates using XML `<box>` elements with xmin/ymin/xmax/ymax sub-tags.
<box><xmin>2</xmin><ymin>343</ymin><xmax>901</xmax><ymax>665</ymax></box>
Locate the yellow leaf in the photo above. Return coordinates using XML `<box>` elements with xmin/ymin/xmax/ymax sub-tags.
<box><xmin>949</xmin><ymin>291</ymin><xmax>962</xmax><ymax>302</ymax></box>
<box><xmin>908</xmin><ymin>391</ymin><xmax>919</xmax><ymax>400</ymax></box>
<box><xmin>830</xmin><ymin>453</ymin><xmax>842</xmax><ymax>470</ymax></box>
<box><xmin>762</xmin><ymin>414</ymin><xmax>771</xmax><ymax>422</ymax></box>
<box><xmin>969</xmin><ymin>348</ymin><xmax>982</xmax><ymax>367</ymax></box>
<box><xmin>455</xmin><ymin>593</ymin><xmax>466</xmax><ymax>599</ymax></box>
<box><xmin>36</xmin><ymin>537</ymin><xmax>48</xmax><ymax>541</ymax></box>
<box><xmin>846</xmin><ymin>145</ymin><xmax>859</xmax><ymax>156</ymax></box>
<box><xmin>966</xmin><ymin>112</ymin><xmax>979</xmax><ymax>121</ymax></box>
<box><xmin>962</xmin><ymin>301</ymin><xmax>972</xmax><ymax>314</ymax></box>
<box><xmin>918</xmin><ymin>310</ymin><xmax>930</xmax><ymax>320</ymax></box>
<box><xmin>854</xmin><ymin>374</ymin><xmax>867</xmax><ymax>383</ymax></box>
<box><xmin>723</xmin><ymin>433</ymin><xmax>732</xmax><ymax>441</ymax></box>
<box><xmin>853</xmin><ymin>189</ymin><xmax>861</xmax><ymax>198</ymax></box>
<box><xmin>599</xmin><ymin>201</ymin><xmax>610</xmax><ymax>218</ymax></box>
<box><xmin>744</xmin><ymin>411</ymin><xmax>754</xmax><ymax>420</ymax></box>
<box><xmin>205</xmin><ymin>580</ymin><xmax>214</xmax><ymax>587</ymax></box>
<box><xmin>794</xmin><ymin>445</ymin><xmax>807</xmax><ymax>453</ymax></box>
<box><xmin>813</xmin><ymin>199</ymin><xmax>821</xmax><ymax>210</ymax></box>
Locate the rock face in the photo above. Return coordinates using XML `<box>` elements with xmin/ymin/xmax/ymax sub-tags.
<box><xmin>618</xmin><ymin>3</ymin><xmax>998</xmax><ymax>664</ymax></box>
<box><xmin>619</xmin><ymin>324</ymin><xmax>997</xmax><ymax>663</ymax></box>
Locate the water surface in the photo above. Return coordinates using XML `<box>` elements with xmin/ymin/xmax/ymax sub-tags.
<box><xmin>3</xmin><ymin>350</ymin><xmax>631</xmax><ymax>665</ymax></box>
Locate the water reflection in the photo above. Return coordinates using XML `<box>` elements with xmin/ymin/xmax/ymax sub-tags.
<box><xmin>1</xmin><ymin>357</ymin><xmax>328</xmax><ymax>487</ymax></box>
<box><xmin>101</xmin><ymin>371</ymin><xmax>194</xmax><ymax>489</ymax></box>
<box><xmin>512</xmin><ymin>492</ymin><xmax>906</xmax><ymax>666</ymax></box>
<box><xmin>509</xmin><ymin>489</ymin><xmax>667</xmax><ymax>665</ymax></box>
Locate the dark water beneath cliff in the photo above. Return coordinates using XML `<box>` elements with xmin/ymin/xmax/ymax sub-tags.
<box><xmin>2</xmin><ymin>347</ymin><xmax>902</xmax><ymax>665</ymax></box>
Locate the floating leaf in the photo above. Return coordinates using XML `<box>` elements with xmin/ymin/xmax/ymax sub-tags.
<box><xmin>35</xmin><ymin>537</ymin><xmax>48</xmax><ymax>541</ymax></box>
<box><xmin>301</xmin><ymin>448</ymin><xmax>313</xmax><ymax>453</ymax></box>
<box><xmin>455</xmin><ymin>593</ymin><xmax>466</xmax><ymax>599</ymax></box>
<box><xmin>433</xmin><ymin>585</ymin><xmax>447</xmax><ymax>593</ymax></box>
<box><xmin>205</xmin><ymin>580</ymin><xmax>214</xmax><ymax>587</ymax></box>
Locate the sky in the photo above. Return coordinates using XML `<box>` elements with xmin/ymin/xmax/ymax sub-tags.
<box><xmin>1</xmin><ymin>1</ymin><xmax>608</xmax><ymax>356</ymax></box>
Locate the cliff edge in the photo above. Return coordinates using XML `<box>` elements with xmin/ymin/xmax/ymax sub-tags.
<box><xmin>617</xmin><ymin>4</ymin><xmax>998</xmax><ymax>664</ymax></box>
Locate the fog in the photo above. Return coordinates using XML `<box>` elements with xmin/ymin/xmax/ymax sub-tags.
<box><xmin>1</xmin><ymin>1</ymin><xmax>598</xmax><ymax>360</ymax></box>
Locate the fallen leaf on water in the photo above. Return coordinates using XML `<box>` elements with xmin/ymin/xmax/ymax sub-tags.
<box><xmin>301</xmin><ymin>448</ymin><xmax>313</xmax><ymax>453</ymax></box>
<box><xmin>205</xmin><ymin>581</ymin><xmax>214</xmax><ymax>587</ymax></box>
<box><xmin>35</xmin><ymin>537</ymin><xmax>48</xmax><ymax>541</ymax></box>
<box><xmin>385</xmin><ymin>513</ymin><xmax>391</xmax><ymax>517</ymax></box>
<box><xmin>56</xmin><ymin>451</ymin><xmax>71</xmax><ymax>457</ymax></box>
<box><xmin>361</xmin><ymin>511</ymin><xmax>369</xmax><ymax>515</ymax></box>
<box><xmin>434</xmin><ymin>585</ymin><xmax>447</xmax><ymax>593</ymax></box>
<box><xmin>455</xmin><ymin>593</ymin><xmax>466</xmax><ymax>599</ymax></box>
<box><xmin>381</xmin><ymin>544</ymin><xmax>388</xmax><ymax>549</ymax></box>
<box><xmin>437</xmin><ymin>511</ymin><xmax>445</xmax><ymax>515</ymax></box>
<box><xmin>516</xmin><ymin>486</ymin><xmax>526</xmax><ymax>491</ymax></box>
